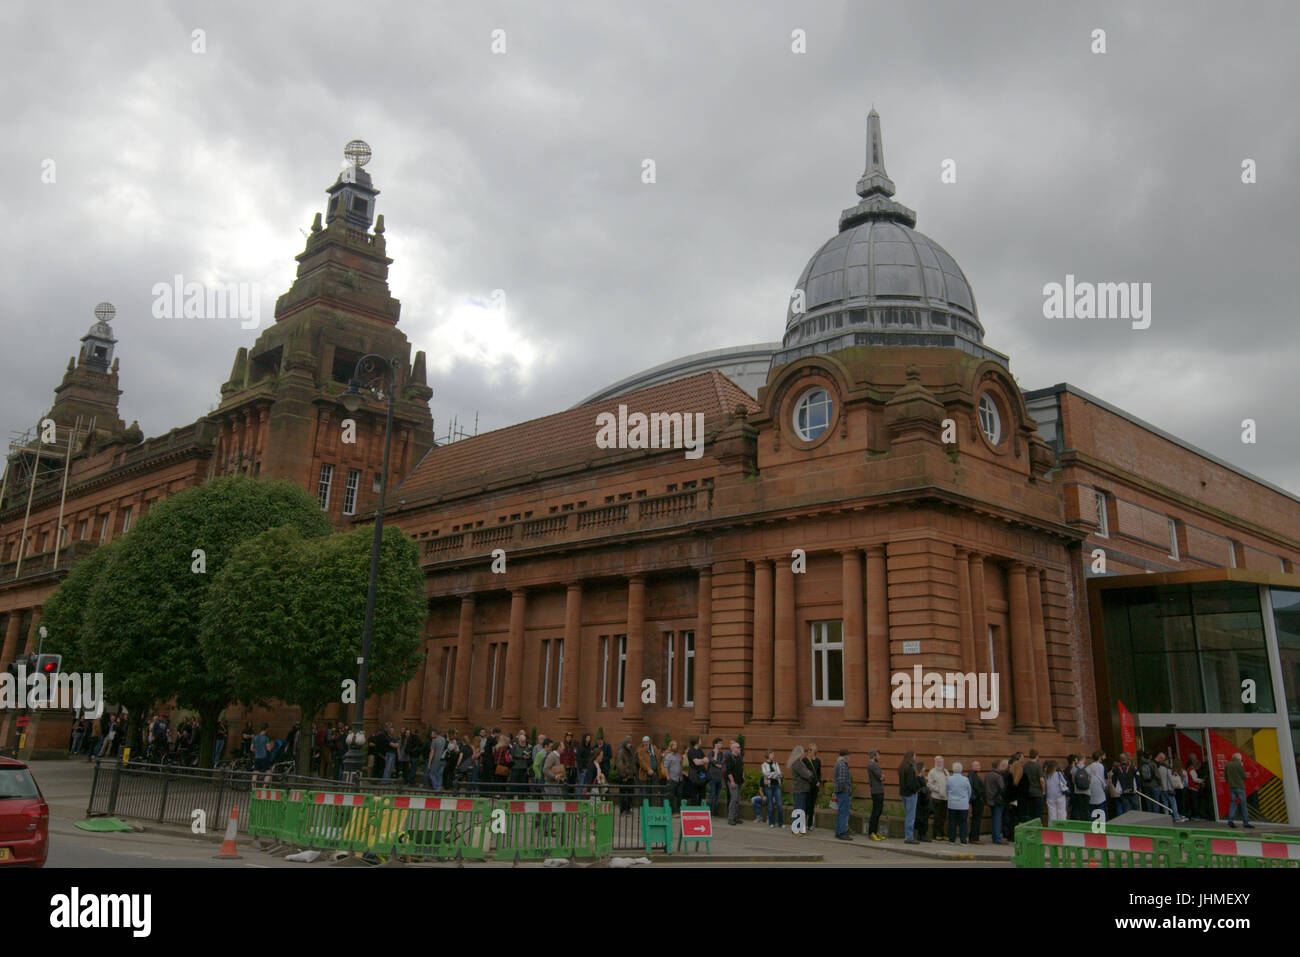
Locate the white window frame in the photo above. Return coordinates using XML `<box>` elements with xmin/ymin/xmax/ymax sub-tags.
<box><xmin>1168</xmin><ymin>518</ymin><xmax>1179</xmax><ymax>559</ymax></box>
<box><xmin>121</xmin><ymin>506</ymin><xmax>132</xmax><ymax>533</ymax></box>
<box><xmin>542</xmin><ymin>640</ymin><xmax>552</xmax><ymax>708</ymax></box>
<box><xmin>600</xmin><ymin>636</ymin><xmax>610</xmax><ymax>707</ymax></box>
<box><xmin>617</xmin><ymin>635</ymin><xmax>627</xmax><ymax>708</ymax></box>
<box><xmin>488</xmin><ymin>643</ymin><xmax>501</xmax><ymax>710</ymax></box>
<box><xmin>1228</xmin><ymin>540</ymin><xmax>1238</xmax><ymax>568</ymax></box>
<box><xmin>810</xmin><ymin>620</ymin><xmax>845</xmax><ymax>706</ymax></box>
<box><xmin>318</xmin><ymin>464</ymin><xmax>334</xmax><ymax>510</ymax></box>
<box><xmin>793</xmin><ymin>388</ymin><xmax>833</xmax><ymax>441</ymax></box>
<box><xmin>683</xmin><ymin>630</ymin><xmax>696</xmax><ymax>707</ymax></box>
<box><xmin>99</xmin><ymin>514</ymin><xmax>109</xmax><ymax>543</ymax></box>
<box><xmin>441</xmin><ymin>646</ymin><xmax>454</xmax><ymax>710</ymax></box>
<box><xmin>343</xmin><ymin>469</ymin><xmax>360</xmax><ymax>516</ymax></box>
<box><xmin>1093</xmin><ymin>489</ymin><xmax>1109</xmax><ymax>538</ymax></box>
<box><xmin>665</xmin><ymin>632</ymin><xmax>675</xmax><ymax>707</ymax></box>
<box><xmin>978</xmin><ymin>393</ymin><xmax>1002</xmax><ymax>445</ymax></box>
<box><xmin>553</xmin><ymin>638</ymin><xmax>564</xmax><ymax>709</ymax></box>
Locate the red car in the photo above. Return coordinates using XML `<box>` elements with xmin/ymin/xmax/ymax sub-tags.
<box><xmin>0</xmin><ymin>756</ymin><xmax>48</xmax><ymax>867</ymax></box>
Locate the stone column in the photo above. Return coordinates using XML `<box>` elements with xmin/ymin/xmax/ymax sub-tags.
<box><xmin>22</xmin><ymin>608</ymin><xmax>42</xmax><ymax>655</ymax></box>
<box><xmin>1028</xmin><ymin>569</ymin><xmax>1054</xmax><ymax>729</ymax></box>
<box><xmin>865</xmin><ymin>546</ymin><xmax>890</xmax><ymax>726</ymax></box>
<box><xmin>560</xmin><ymin>582</ymin><xmax>583</xmax><ymax>722</ymax></box>
<box><xmin>955</xmin><ymin>548</ymin><xmax>978</xmax><ymax>727</ymax></box>
<box><xmin>841</xmin><ymin>549</ymin><xmax>867</xmax><ymax>723</ymax></box>
<box><xmin>1007</xmin><ymin>563</ymin><xmax>1039</xmax><ymax>729</ymax></box>
<box><xmin>0</xmin><ymin>612</ymin><xmax>22</xmax><ymax>669</ymax></box>
<box><xmin>502</xmin><ymin>589</ymin><xmax>527</xmax><ymax>723</ymax></box>
<box><xmin>694</xmin><ymin>566</ymin><xmax>712</xmax><ymax>724</ymax></box>
<box><xmin>450</xmin><ymin>596</ymin><xmax>475</xmax><ymax>721</ymax></box>
<box><xmin>968</xmin><ymin>553</ymin><xmax>989</xmax><ymax>674</ymax></box>
<box><xmin>624</xmin><ymin>576</ymin><xmax>646</xmax><ymax>722</ymax></box>
<box><xmin>752</xmin><ymin>560</ymin><xmax>774</xmax><ymax>722</ymax></box>
<box><xmin>774</xmin><ymin>560</ymin><xmax>797</xmax><ymax>723</ymax></box>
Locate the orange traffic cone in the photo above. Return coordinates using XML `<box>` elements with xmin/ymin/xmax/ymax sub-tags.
<box><xmin>214</xmin><ymin>806</ymin><xmax>242</xmax><ymax>860</ymax></box>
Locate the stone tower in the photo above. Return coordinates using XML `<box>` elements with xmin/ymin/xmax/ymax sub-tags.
<box><xmin>209</xmin><ymin>142</ymin><xmax>435</xmax><ymax>527</ymax></box>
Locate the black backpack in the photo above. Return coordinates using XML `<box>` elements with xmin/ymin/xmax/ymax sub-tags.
<box><xmin>1138</xmin><ymin>761</ymin><xmax>1155</xmax><ymax>786</ymax></box>
<box><xmin>1072</xmin><ymin>766</ymin><xmax>1091</xmax><ymax>793</ymax></box>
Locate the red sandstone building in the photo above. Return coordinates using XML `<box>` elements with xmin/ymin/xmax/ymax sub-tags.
<box><xmin>4</xmin><ymin>118</ymin><xmax>1299</xmax><ymax>812</ymax></box>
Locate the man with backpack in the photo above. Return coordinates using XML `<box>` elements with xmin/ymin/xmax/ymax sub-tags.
<box><xmin>1070</xmin><ymin>754</ymin><xmax>1092</xmax><ymax>821</ymax></box>
<box><xmin>1110</xmin><ymin>752</ymin><xmax>1138</xmax><ymax>815</ymax></box>
<box><xmin>1136</xmin><ymin>750</ymin><xmax>1158</xmax><ymax>810</ymax></box>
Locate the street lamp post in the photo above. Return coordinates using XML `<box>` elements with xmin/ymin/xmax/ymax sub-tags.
<box><xmin>338</xmin><ymin>354</ymin><xmax>399</xmax><ymax>778</ymax></box>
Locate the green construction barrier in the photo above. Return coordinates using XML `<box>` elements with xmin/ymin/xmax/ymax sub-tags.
<box><xmin>1015</xmin><ymin>820</ymin><xmax>1179</xmax><ymax>868</ymax></box>
<box><xmin>248</xmin><ymin>788</ymin><xmax>287</xmax><ymax>842</ymax></box>
<box><xmin>374</xmin><ymin>794</ymin><xmax>491</xmax><ymax>860</ymax></box>
<box><xmin>491</xmin><ymin>797</ymin><xmax>605</xmax><ymax>861</ymax></box>
<box><xmin>1181</xmin><ymin>829</ymin><xmax>1300</xmax><ymax>868</ymax></box>
<box><xmin>640</xmin><ymin>799</ymin><xmax>673</xmax><ymax>855</ymax></box>
<box><xmin>297</xmin><ymin>790</ymin><xmax>373</xmax><ymax>853</ymax></box>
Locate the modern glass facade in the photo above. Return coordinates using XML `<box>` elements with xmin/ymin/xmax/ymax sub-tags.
<box><xmin>1092</xmin><ymin>573</ymin><xmax>1300</xmax><ymax>824</ymax></box>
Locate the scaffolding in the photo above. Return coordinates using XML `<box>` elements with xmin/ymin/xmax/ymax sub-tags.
<box><xmin>2</xmin><ymin>416</ymin><xmax>88</xmax><ymax>577</ymax></box>
<box><xmin>433</xmin><ymin>411</ymin><xmax>479</xmax><ymax>446</ymax></box>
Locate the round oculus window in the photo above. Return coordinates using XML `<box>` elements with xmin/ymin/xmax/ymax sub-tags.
<box><xmin>978</xmin><ymin>393</ymin><xmax>1002</xmax><ymax>445</ymax></box>
<box><xmin>794</xmin><ymin>388</ymin><xmax>833</xmax><ymax>441</ymax></box>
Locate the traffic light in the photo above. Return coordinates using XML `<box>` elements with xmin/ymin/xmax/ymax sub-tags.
<box><xmin>33</xmin><ymin>654</ymin><xmax>60</xmax><ymax>680</ymax></box>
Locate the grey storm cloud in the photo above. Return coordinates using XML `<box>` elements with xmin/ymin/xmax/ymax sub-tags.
<box><xmin>2</xmin><ymin>1</ymin><xmax>1298</xmax><ymax>490</ymax></box>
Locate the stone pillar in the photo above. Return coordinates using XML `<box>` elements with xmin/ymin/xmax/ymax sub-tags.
<box><xmin>560</xmin><ymin>582</ymin><xmax>582</xmax><ymax>722</ymax></box>
<box><xmin>752</xmin><ymin>560</ymin><xmax>774</xmax><ymax>722</ymax></box>
<box><xmin>968</xmin><ymin>553</ymin><xmax>989</xmax><ymax>674</ymax></box>
<box><xmin>22</xmin><ymin>608</ymin><xmax>42</xmax><ymax>655</ymax></box>
<box><xmin>840</xmin><ymin>549</ymin><xmax>867</xmax><ymax>724</ymax></box>
<box><xmin>624</xmin><ymin>576</ymin><xmax>646</xmax><ymax>722</ymax></box>
<box><xmin>1028</xmin><ymin>569</ymin><xmax>1054</xmax><ymax>729</ymax></box>
<box><xmin>1007</xmin><ymin>563</ymin><xmax>1039</xmax><ymax>729</ymax></box>
<box><xmin>502</xmin><ymin>589</ymin><xmax>527</xmax><ymax>723</ymax></box>
<box><xmin>774</xmin><ymin>560</ymin><xmax>797</xmax><ymax>723</ymax></box>
<box><xmin>865</xmin><ymin>546</ymin><xmax>890</xmax><ymax>726</ymax></box>
<box><xmin>450</xmin><ymin>596</ymin><xmax>475</xmax><ymax>721</ymax></box>
<box><xmin>0</xmin><ymin>612</ymin><xmax>22</xmax><ymax>669</ymax></box>
<box><xmin>694</xmin><ymin>566</ymin><xmax>712</xmax><ymax>724</ymax></box>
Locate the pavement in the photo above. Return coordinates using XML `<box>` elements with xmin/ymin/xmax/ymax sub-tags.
<box><xmin>27</xmin><ymin>758</ymin><xmax>1012</xmax><ymax>868</ymax></box>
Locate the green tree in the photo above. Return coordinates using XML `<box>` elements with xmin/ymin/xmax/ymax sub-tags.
<box><xmin>79</xmin><ymin>476</ymin><xmax>332</xmax><ymax>766</ymax></box>
<box><xmin>202</xmin><ymin>523</ymin><xmax>425</xmax><ymax>772</ymax></box>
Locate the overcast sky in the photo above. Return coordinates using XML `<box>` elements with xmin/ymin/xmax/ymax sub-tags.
<box><xmin>4</xmin><ymin>1</ymin><xmax>1299</xmax><ymax>493</ymax></box>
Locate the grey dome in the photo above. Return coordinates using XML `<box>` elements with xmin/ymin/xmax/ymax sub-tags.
<box><xmin>772</xmin><ymin>110</ymin><xmax>1007</xmax><ymax>370</ymax></box>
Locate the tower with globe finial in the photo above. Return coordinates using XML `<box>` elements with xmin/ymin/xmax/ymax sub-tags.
<box><xmin>47</xmin><ymin>301</ymin><xmax>127</xmax><ymax>437</ymax></box>
<box><xmin>210</xmin><ymin>141</ymin><xmax>433</xmax><ymax>527</ymax></box>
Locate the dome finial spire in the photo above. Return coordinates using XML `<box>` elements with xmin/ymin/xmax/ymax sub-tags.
<box><xmin>838</xmin><ymin>108</ymin><xmax>917</xmax><ymax>230</ymax></box>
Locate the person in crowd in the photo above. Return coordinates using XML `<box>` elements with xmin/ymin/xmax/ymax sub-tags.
<box><xmin>1044</xmin><ymin>759</ymin><xmax>1067</xmax><ymax>823</ymax></box>
<box><xmin>725</xmin><ymin>740</ymin><xmax>745</xmax><ymax>825</ymax></box>
<box><xmin>864</xmin><ymin>749</ymin><xmax>885</xmax><ymax>841</ymax></box>
<box><xmin>583</xmin><ymin>746</ymin><xmax>607</xmax><ymax>797</ymax></box>
<box><xmin>684</xmin><ymin>735</ymin><xmax>708</xmax><ymax>806</ymax></box>
<box><xmin>832</xmin><ymin>748</ymin><xmax>853</xmax><ymax>840</ymax></box>
<box><xmin>927</xmin><ymin>755</ymin><xmax>950</xmax><ymax>841</ymax></box>
<box><xmin>759</xmin><ymin>748</ymin><xmax>783</xmax><ymax>828</ymax></box>
<box><xmin>1224</xmin><ymin>752</ymin><xmax>1252</xmax><ymax>829</ymax></box>
<box><xmin>899</xmin><ymin>750</ymin><xmax>921</xmax><ymax>844</ymax></box>
<box><xmin>915</xmin><ymin>761</ymin><xmax>933</xmax><ymax>842</ymax></box>
<box><xmin>1185</xmin><ymin>755</ymin><xmax>1206</xmax><ymax>820</ymax></box>
<box><xmin>1068</xmin><ymin>754</ymin><xmax>1091</xmax><ymax>821</ymax></box>
<box><xmin>707</xmin><ymin>738</ymin><xmax>726</xmax><ymax>815</ymax></box>
<box><xmin>1171</xmin><ymin>757</ymin><xmax>1189</xmax><ymax>822</ymax></box>
<box><xmin>663</xmin><ymin>740</ymin><xmax>684</xmax><ymax>811</ymax></box>
<box><xmin>507</xmin><ymin>730</ymin><xmax>530</xmax><ymax>786</ymax></box>
<box><xmin>985</xmin><ymin>759</ymin><xmax>1007</xmax><ymax>845</ymax></box>
<box><xmin>806</xmin><ymin>744</ymin><xmax>823</xmax><ymax>830</ymax></box>
<box><xmin>239</xmin><ymin>721</ymin><xmax>254</xmax><ymax>758</ymax></box>
<box><xmin>70</xmin><ymin>717</ymin><xmax>87</xmax><ymax>757</ymax></box>
<box><xmin>615</xmin><ymin>738</ymin><xmax>637</xmax><ymax>814</ymax></box>
<box><xmin>1021</xmin><ymin>749</ymin><xmax>1044</xmax><ymax>824</ymax></box>
<box><xmin>213</xmin><ymin>718</ymin><xmax>228</xmax><ymax>767</ymax></box>
<box><xmin>542</xmin><ymin>739</ymin><xmax>566</xmax><ymax>796</ymax></box>
<box><xmin>788</xmin><ymin>745</ymin><xmax>811</xmax><ymax>829</ymax></box>
<box><xmin>1110</xmin><ymin>752</ymin><xmax>1137</xmax><ymax>816</ymax></box>
<box><xmin>967</xmin><ymin>760</ymin><xmax>986</xmax><ymax>843</ymax></box>
<box><xmin>1087</xmin><ymin>750</ymin><xmax>1108</xmax><ymax>821</ymax></box>
<box><xmin>636</xmin><ymin>735</ymin><xmax>661</xmax><ymax>785</ymax></box>
<box><xmin>946</xmin><ymin>760</ymin><xmax>972</xmax><ymax>845</ymax></box>
<box><xmin>1136</xmin><ymin>750</ymin><xmax>1157</xmax><ymax>810</ymax></box>
<box><xmin>1154</xmin><ymin>751</ymin><xmax>1188</xmax><ymax>823</ymax></box>
<box><xmin>252</xmin><ymin>723</ymin><xmax>271</xmax><ymax>773</ymax></box>
<box><xmin>395</xmin><ymin>728</ymin><xmax>411</xmax><ymax>783</ymax></box>
<box><xmin>331</xmin><ymin>723</ymin><xmax>348</xmax><ymax>780</ymax></box>
<box><xmin>595</xmin><ymin>733</ymin><xmax>613</xmax><ymax>776</ymax></box>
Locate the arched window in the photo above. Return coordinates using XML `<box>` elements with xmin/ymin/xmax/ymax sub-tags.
<box><xmin>794</xmin><ymin>388</ymin><xmax>833</xmax><ymax>441</ymax></box>
<box><xmin>978</xmin><ymin>393</ymin><xmax>1002</xmax><ymax>445</ymax></box>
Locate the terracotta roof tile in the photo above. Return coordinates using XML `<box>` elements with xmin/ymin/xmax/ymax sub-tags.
<box><xmin>396</xmin><ymin>370</ymin><xmax>758</xmax><ymax>506</ymax></box>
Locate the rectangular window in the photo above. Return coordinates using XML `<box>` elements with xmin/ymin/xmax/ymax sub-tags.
<box><xmin>600</xmin><ymin>636</ymin><xmax>610</xmax><ymax>707</ymax></box>
<box><xmin>541</xmin><ymin>640</ymin><xmax>553</xmax><ymax>708</ymax></box>
<box><xmin>1228</xmin><ymin>540</ymin><xmax>1239</xmax><ymax>568</ymax></box>
<box><xmin>318</xmin><ymin>464</ymin><xmax>334</xmax><ymax>510</ymax></box>
<box><xmin>487</xmin><ymin>643</ymin><xmax>502</xmax><ymax>710</ymax></box>
<box><xmin>553</xmin><ymin>638</ymin><xmax>564</xmax><ymax>709</ymax></box>
<box><xmin>665</xmin><ymin>632</ymin><xmax>675</xmax><ymax>707</ymax></box>
<box><xmin>617</xmin><ymin>635</ymin><xmax>627</xmax><ymax>707</ymax></box>
<box><xmin>1093</xmin><ymin>489</ymin><xmax>1109</xmax><ymax>538</ymax></box>
<box><xmin>78</xmin><ymin>519</ymin><xmax>88</xmax><ymax>540</ymax></box>
<box><xmin>1168</xmin><ymin>518</ymin><xmax>1179</xmax><ymax>560</ymax></box>
<box><xmin>99</xmin><ymin>515</ymin><xmax>109</xmax><ymax>543</ymax></box>
<box><xmin>343</xmin><ymin>469</ymin><xmax>360</xmax><ymax>515</ymax></box>
<box><xmin>372</xmin><ymin>474</ymin><xmax>381</xmax><ymax>494</ymax></box>
<box><xmin>121</xmin><ymin>506</ymin><xmax>133</xmax><ymax>533</ymax></box>
<box><xmin>683</xmin><ymin>630</ymin><xmax>695</xmax><ymax>706</ymax></box>
<box><xmin>811</xmin><ymin>620</ymin><xmax>845</xmax><ymax>705</ymax></box>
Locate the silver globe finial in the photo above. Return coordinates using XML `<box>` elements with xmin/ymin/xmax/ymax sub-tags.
<box><xmin>93</xmin><ymin>301</ymin><xmax>115</xmax><ymax>324</ymax></box>
<box><xmin>344</xmin><ymin>139</ymin><xmax>372</xmax><ymax>168</ymax></box>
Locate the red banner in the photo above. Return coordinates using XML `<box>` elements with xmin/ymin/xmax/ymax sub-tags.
<box><xmin>1117</xmin><ymin>699</ymin><xmax>1136</xmax><ymax>757</ymax></box>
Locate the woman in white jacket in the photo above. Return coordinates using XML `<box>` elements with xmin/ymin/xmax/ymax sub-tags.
<box><xmin>1043</xmin><ymin>759</ymin><xmax>1068</xmax><ymax>822</ymax></box>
